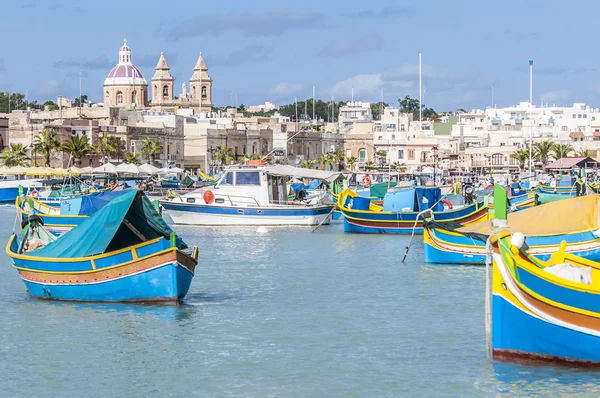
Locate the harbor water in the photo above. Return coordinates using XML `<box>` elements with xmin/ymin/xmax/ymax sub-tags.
<box><xmin>1</xmin><ymin>206</ymin><xmax>599</xmax><ymax>397</ymax></box>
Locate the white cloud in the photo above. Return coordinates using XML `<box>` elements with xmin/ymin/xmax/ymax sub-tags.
<box><xmin>269</xmin><ymin>82</ymin><xmax>303</xmax><ymax>99</ymax></box>
<box><xmin>38</xmin><ymin>80</ymin><xmax>62</xmax><ymax>96</ymax></box>
<box><xmin>540</xmin><ymin>89</ymin><xmax>573</xmax><ymax>105</ymax></box>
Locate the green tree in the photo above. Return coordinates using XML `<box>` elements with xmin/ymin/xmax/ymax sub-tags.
<box><xmin>398</xmin><ymin>95</ymin><xmax>437</xmax><ymax>121</ymax></box>
<box><xmin>108</xmin><ymin>136</ymin><xmax>126</xmax><ymax>162</ymax></box>
<box><xmin>324</xmin><ymin>153</ymin><xmax>335</xmax><ymax>170</ymax></box>
<box><xmin>391</xmin><ymin>161</ymin><xmax>406</xmax><ymax>172</ymax></box>
<box><xmin>370</xmin><ymin>102</ymin><xmax>389</xmax><ymax>120</ymax></box>
<box><xmin>511</xmin><ymin>148</ymin><xmax>530</xmax><ymax>171</ymax></box>
<box><xmin>365</xmin><ymin>160</ymin><xmax>376</xmax><ymax>170</ymax></box>
<box><xmin>533</xmin><ymin>140</ymin><xmax>554</xmax><ymax>168</ymax></box>
<box><xmin>141</xmin><ymin>138</ymin><xmax>163</xmax><ymax>165</ymax></box>
<box><xmin>61</xmin><ymin>135</ymin><xmax>93</xmax><ymax>166</ymax></box>
<box><xmin>214</xmin><ymin>145</ymin><xmax>234</xmax><ymax>165</ymax></box>
<box><xmin>299</xmin><ymin>160</ymin><xmax>315</xmax><ymax>169</ymax></box>
<box><xmin>577</xmin><ymin>148</ymin><xmax>596</xmax><ymax>158</ymax></box>
<box><xmin>96</xmin><ymin>132</ymin><xmax>118</xmax><ymax>163</ymax></box>
<box><xmin>375</xmin><ymin>150</ymin><xmax>388</xmax><ymax>164</ymax></box>
<box><xmin>72</xmin><ymin>95</ymin><xmax>89</xmax><ymax>108</ymax></box>
<box><xmin>333</xmin><ymin>149</ymin><xmax>345</xmax><ymax>171</ymax></box>
<box><xmin>124</xmin><ymin>152</ymin><xmax>142</xmax><ymax>165</ymax></box>
<box><xmin>1</xmin><ymin>143</ymin><xmax>30</xmax><ymax>167</ymax></box>
<box><xmin>315</xmin><ymin>153</ymin><xmax>327</xmax><ymax>169</ymax></box>
<box><xmin>33</xmin><ymin>128</ymin><xmax>61</xmax><ymax>167</ymax></box>
<box><xmin>346</xmin><ymin>156</ymin><xmax>357</xmax><ymax>170</ymax></box>
<box><xmin>551</xmin><ymin>143</ymin><xmax>573</xmax><ymax>160</ymax></box>
<box><xmin>243</xmin><ymin>153</ymin><xmax>261</xmax><ymax>162</ymax></box>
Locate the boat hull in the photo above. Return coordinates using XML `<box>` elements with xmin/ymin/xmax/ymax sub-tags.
<box><xmin>424</xmin><ymin>228</ymin><xmax>600</xmax><ymax>265</ymax></box>
<box><xmin>13</xmin><ymin>248</ymin><xmax>196</xmax><ymax>303</ymax></box>
<box><xmin>162</xmin><ymin>202</ymin><xmax>334</xmax><ymax>226</ymax></box>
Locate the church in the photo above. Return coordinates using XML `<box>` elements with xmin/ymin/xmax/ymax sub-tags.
<box><xmin>103</xmin><ymin>40</ymin><xmax>213</xmax><ymax>113</ymax></box>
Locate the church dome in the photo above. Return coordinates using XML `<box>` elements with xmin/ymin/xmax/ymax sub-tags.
<box><xmin>104</xmin><ymin>40</ymin><xmax>147</xmax><ymax>87</ymax></box>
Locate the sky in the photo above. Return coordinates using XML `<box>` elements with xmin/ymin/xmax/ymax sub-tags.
<box><xmin>1</xmin><ymin>0</ymin><xmax>600</xmax><ymax>112</ymax></box>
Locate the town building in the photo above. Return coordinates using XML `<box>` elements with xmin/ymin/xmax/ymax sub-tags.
<box><xmin>103</xmin><ymin>41</ymin><xmax>148</xmax><ymax>109</ymax></box>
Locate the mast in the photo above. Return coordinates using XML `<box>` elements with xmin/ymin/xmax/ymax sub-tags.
<box><xmin>419</xmin><ymin>53</ymin><xmax>422</xmax><ymax>134</ymax></box>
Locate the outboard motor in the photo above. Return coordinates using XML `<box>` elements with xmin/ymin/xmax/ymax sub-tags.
<box><xmin>463</xmin><ymin>183</ymin><xmax>476</xmax><ymax>205</ymax></box>
<box><xmin>296</xmin><ymin>189</ymin><xmax>307</xmax><ymax>202</ymax></box>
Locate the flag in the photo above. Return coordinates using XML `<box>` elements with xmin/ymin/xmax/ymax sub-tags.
<box><xmin>529</xmin><ymin>60</ymin><xmax>533</xmax><ymax>66</ymax></box>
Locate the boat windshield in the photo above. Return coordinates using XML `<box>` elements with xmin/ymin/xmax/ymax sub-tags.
<box><xmin>236</xmin><ymin>171</ymin><xmax>261</xmax><ymax>185</ymax></box>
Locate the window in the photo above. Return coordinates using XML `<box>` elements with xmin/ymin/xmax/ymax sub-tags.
<box><xmin>400</xmin><ymin>124</ymin><xmax>405</xmax><ymax>132</ymax></box>
<box><xmin>236</xmin><ymin>171</ymin><xmax>261</xmax><ymax>185</ymax></box>
<box><xmin>116</xmin><ymin>92</ymin><xmax>123</xmax><ymax>104</ymax></box>
<box><xmin>562</xmin><ymin>126</ymin><xmax>568</xmax><ymax>131</ymax></box>
<box><xmin>579</xmin><ymin>114</ymin><xmax>582</xmax><ymax>118</ymax></box>
<box><xmin>491</xmin><ymin>154</ymin><xmax>504</xmax><ymax>166</ymax></box>
<box><xmin>378</xmin><ymin>136</ymin><xmax>383</xmax><ymax>140</ymax></box>
<box><xmin>398</xmin><ymin>149</ymin><xmax>404</xmax><ymax>159</ymax></box>
<box><xmin>408</xmin><ymin>149</ymin><xmax>415</xmax><ymax>160</ymax></box>
<box><xmin>584</xmin><ymin>114</ymin><xmax>588</xmax><ymax>118</ymax></box>
<box><xmin>163</xmin><ymin>85</ymin><xmax>169</xmax><ymax>98</ymax></box>
<box><xmin>201</xmin><ymin>86</ymin><xmax>207</xmax><ymax>98</ymax></box>
<box><xmin>359</xmin><ymin>149</ymin><xmax>366</xmax><ymax>162</ymax></box>
<box><xmin>186</xmin><ymin>198</ymin><xmax>196</xmax><ymax>203</ymax></box>
<box><xmin>573</xmin><ymin>114</ymin><xmax>576</xmax><ymax>118</ymax></box>
<box><xmin>132</xmin><ymin>91</ymin><xmax>137</xmax><ymax>105</ymax></box>
<box><xmin>391</xmin><ymin>134</ymin><xmax>395</xmax><ymax>140</ymax></box>
<box><xmin>390</xmin><ymin>112</ymin><xmax>394</xmax><ymax>117</ymax></box>
<box><xmin>220</xmin><ymin>172</ymin><xmax>234</xmax><ymax>185</ymax></box>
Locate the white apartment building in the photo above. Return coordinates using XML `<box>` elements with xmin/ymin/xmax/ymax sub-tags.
<box><xmin>338</xmin><ymin>102</ymin><xmax>372</xmax><ymax>129</ymax></box>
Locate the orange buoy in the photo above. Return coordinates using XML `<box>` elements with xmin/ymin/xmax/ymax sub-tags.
<box><xmin>361</xmin><ymin>174</ymin><xmax>372</xmax><ymax>188</ymax></box>
<box><xmin>441</xmin><ymin>198</ymin><xmax>453</xmax><ymax>209</ymax></box>
<box><xmin>203</xmin><ymin>190</ymin><xmax>215</xmax><ymax>204</ymax></box>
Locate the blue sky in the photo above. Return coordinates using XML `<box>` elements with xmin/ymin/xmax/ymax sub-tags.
<box><xmin>1</xmin><ymin>0</ymin><xmax>599</xmax><ymax>111</ymax></box>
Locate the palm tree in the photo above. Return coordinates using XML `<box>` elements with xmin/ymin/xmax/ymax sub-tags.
<box><xmin>109</xmin><ymin>136</ymin><xmax>125</xmax><ymax>162</ymax></box>
<box><xmin>214</xmin><ymin>145</ymin><xmax>234</xmax><ymax>165</ymax></box>
<box><xmin>577</xmin><ymin>148</ymin><xmax>596</xmax><ymax>158</ymax></box>
<box><xmin>533</xmin><ymin>140</ymin><xmax>554</xmax><ymax>168</ymax></box>
<box><xmin>33</xmin><ymin>128</ymin><xmax>61</xmax><ymax>167</ymax></box>
<box><xmin>333</xmin><ymin>149</ymin><xmax>345</xmax><ymax>171</ymax></box>
<box><xmin>243</xmin><ymin>153</ymin><xmax>261</xmax><ymax>162</ymax></box>
<box><xmin>391</xmin><ymin>161</ymin><xmax>406</xmax><ymax>172</ymax></box>
<box><xmin>124</xmin><ymin>152</ymin><xmax>142</xmax><ymax>165</ymax></box>
<box><xmin>375</xmin><ymin>150</ymin><xmax>388</xmax><ymax>165</ymax></box>
<box><xmin>61</xmin><ymin>135</ymin><xmax>93</xmax><ymax>167</ymax></box>
<box><xmin>141</xmin><ymin>138</ymin><xmax>163</xmax><ymax>165</ymax></box>
<box><xmin>365</xmin><ymin>160</ymin><xmax>376</xmax><ymax>170</ymax></box>
<box><xmin>324</xmin><ymin>153</ymin><xmax>335</xmax><ymax>170</ymax></box>
<box><xmin>96</xmin><ymin>132</ymin><xmax>118</xmax><ymax>163</ymax></box>
<box><xmin>346</xmin><ymin>156</ymin><xmax>357</xmax><ymax>171</ymax></box>
<box><xmin>299</xmin><ymin>160</ymin><xmax>315</xmax><ymax>169</ymax></box>
<box><xmin>552</xmin><ymin>143</ymin><xmax>574</xmax><ymax>160</ymax></box>
<box><xmin>511</xmin><ymin>149</ymin><xmax>530</xmax><ymax>171</ymax></box>
<box><xmin>2</xmin><ymin>143</ymin><xmax>30</xmax><ymax>167</ymax></box>
<box><xmin>315</xmin><ymin>153</ymin><xmax>327</xmax><ymax>170</ymax></box>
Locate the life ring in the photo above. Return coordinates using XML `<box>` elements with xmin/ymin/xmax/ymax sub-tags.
<box><xmin>441</xmin><ymin>198</ymin><xmax>453</xmax><ymax>209</ymax></box>
<box><xmin>361</xmin><ymin>174</ymin><xmax>372</xmax><ymax>188</ymax></box>
<box><xmin>31</xmin><ymin>189</ymin><xmax>39</xmax><ymax>198</ymax></box>
<box><xmin>203</xmin><ymin>190</ymin><xmax>215</xmax><ymax>204</ymax></box>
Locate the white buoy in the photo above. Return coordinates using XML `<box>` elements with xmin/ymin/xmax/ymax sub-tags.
<box><xmin>256</xmin><ymin>226</ymin><xmax>268</xmax><ymax>234</ymax></box>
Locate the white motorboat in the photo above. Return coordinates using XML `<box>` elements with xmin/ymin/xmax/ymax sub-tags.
<box><xmin>160</xmin><ymin>165</ymin><xmax>342</xmax><ymax>226</ymax></box>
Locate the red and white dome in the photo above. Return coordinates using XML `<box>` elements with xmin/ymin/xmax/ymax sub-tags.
<box><xmin>104</xmin><ymin>40</ymin><xmax>147</xmax><ymax>87</ymax></box>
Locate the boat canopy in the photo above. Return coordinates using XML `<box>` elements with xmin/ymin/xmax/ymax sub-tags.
<box><xmin>264</xmin><ymin>165</ymin><xmax>344</xmax><ymax>183</ymax></box>
<box><xmin>60</xmin><ymin>189</ymin><xmax>132</xmax><ymax>216</ymax></box>
<box><xmin>29</xmin><ymin>190</ymin><xmax>182</xmax><ymax>258</ymax></box>
<box><xmin>459</xmin><ymin>193</ymin><xmax>600</xmax><ymax>236</ymax></box>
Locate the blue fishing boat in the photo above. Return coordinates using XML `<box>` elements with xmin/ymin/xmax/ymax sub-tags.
<box><xmin>0</xmin><ymin>178</ymin><xmax>42</xmax><ymax>203</ymax></box>
<box><xmin>424</xmin><ymin>192</ymin><xmax>600</xmax><ymax>265</ymax></box>
<box><xmin>337</xmin><ymin>187</ymin><xmax>488</xmax><ymax>234</ymax></box>
<box><xmin>17</xmin><ymin>189</ymin><xmax>134</xmax><ymax>236</ymax></box>
<box><xmin>490</xmin><ymin>224</ymin><xmax>600</xmax><ymax>364</ymax></box>
<box><xmin>6</xmin><ymin>190</ymin><xmax>198</xmax><ymax>303</ymax></box>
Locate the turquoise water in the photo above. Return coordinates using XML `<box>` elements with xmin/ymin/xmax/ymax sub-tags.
<box><xmin>2</xmin><ymin>207</ymin><xmax>600</xmax><ymax>397</ymax></box>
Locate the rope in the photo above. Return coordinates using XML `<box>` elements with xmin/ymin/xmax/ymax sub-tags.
<box><xmin>401</xmin><ymin>208</ymin><xmax>434</xmax><ymax>263</ymax></box>
<box><xmin>312</xmin><ymin>205</ymin><xmax>337</xmax><ymax>233</ymax></box>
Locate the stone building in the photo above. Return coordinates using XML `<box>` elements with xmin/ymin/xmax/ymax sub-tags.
<box><xmin>103</xmin><ymin>41</ymin><xmax>148</xmax><ymax>108</ymax></box>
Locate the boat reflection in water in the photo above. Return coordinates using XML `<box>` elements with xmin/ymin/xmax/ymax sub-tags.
<box><xmin>6</xmin><ymin>190</ymin><xmax>198</xmax><ymax>303</ymax></box>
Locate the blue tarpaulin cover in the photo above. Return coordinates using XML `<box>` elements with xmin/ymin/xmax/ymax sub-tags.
<box><xmin>382</xmin><ymin>188</ymin><xmax>415</xmax><ymax>212</ymax></box>
<box><xmin>30</xmin><ymin>190</ymin><xmax>179</xmax><ymax>258</ymax></box>
<box><xmin>60</xmin><ymin>189</ymin><xmax>132</xmax><ymax>216</ymax></box>
<box><xmin>414</xmin><ymin>187</ymin><xmax>443</xmax><ymax>212</ymax></box>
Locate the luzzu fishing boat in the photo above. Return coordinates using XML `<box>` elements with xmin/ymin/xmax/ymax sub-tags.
<box><xmin>161</xmin><ymin>165</ymin><xmax>339</xmax><ymax>226</ymax></box>
<box><xmin>424</xmin><ymin>191</ymin><xmax>600</xmax><ymax>265</ymax></box>
<box><xmin>16</xmin><ymin>189</ymin><xmax>133</xmax><ymax>236</ymax></box>
<box><xmin>337</xmin><ymin>187</ymin><xmax>488</xmax><ymax>234</ymax></box>
<box><xmin>0</xmin><ymin>178</ymin><xmax>42</xmax><ymax>203</ymax></box>
<box><xmin>6</xmin><ymin>190</ymin><xmax>198</xmax><ymax>303</ymax></box>
<box><xmin>490</xmin><ymin>225</ymin><xmax>600</xmax><ymax>364</ymax></box>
